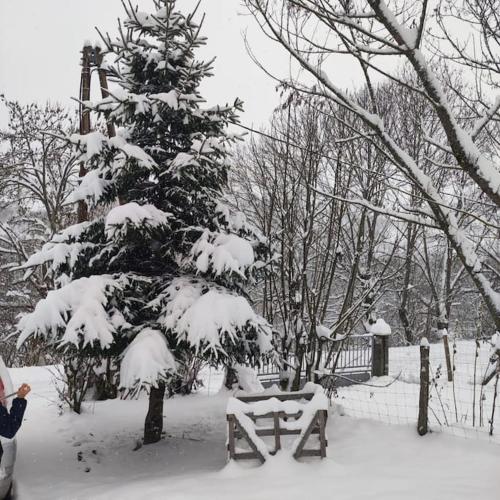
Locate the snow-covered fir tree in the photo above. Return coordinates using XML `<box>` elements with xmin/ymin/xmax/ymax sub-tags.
<box><xmin>17</xmin><ymin>0</ymin><xmax>272</xmax><ymax>443</ymax></box>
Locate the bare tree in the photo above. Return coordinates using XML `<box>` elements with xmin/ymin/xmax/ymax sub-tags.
<box><xmin>245</xmin><ymin>0</ymin><xmax>500</xmax><ymax>331</ymax></box>
<box><xmin>0</xmin><ymin>99</ymin><xmax>78</xmax><ymax>365</ymax></box>
<box><xmin>232</xmin><ymin>99</ymin><xmax>401</xmax><ymax>388</ymax></box>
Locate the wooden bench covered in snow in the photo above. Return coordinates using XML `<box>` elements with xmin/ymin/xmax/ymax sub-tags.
<box><xmin>226</xmin><ymin>389</ymin><xmax>328</xmax><ymax>463</ymax></box>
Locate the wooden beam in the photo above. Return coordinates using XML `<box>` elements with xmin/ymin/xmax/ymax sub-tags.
<box><xmin>297</xmin><ymin>449</ymin><xmax>322</xmax><ymax>457</ymax></box>
<box><xmin>273</xmin><ymin>412</ymin><xmax>281</xmax><ymax>453</ymax></box>
<box><xmin>293</xmin><ymin>411</ymin><xmax>320</xmax><ymax>460</ymax></box>
<box><xmin>247</xmin><ymin>411</ymin><xmax>303</xmax><ymax>421</ymax></box>
<box><xmin>227</xmin><ymin>414</ymin><xmax>236</xmax><ymax>460</ymax></box>
<box><xmin>231</xmin><ymin>414</ymin><xmax>266</xmax><ymax>464</ymax></box>
<box><xmin>234</xmin><ymin>427</ymin><xmax>321</xmax><ymax>438</ymax></box>
<box><xmin>318</xmin><ymin>410</ymin><xmax>327</xmax><ymax>458</ymax></box>
<box><xmin>234</xmin><ymin>452</ymin><xmax>260</xmax><ymax>460</ymax></box>
<box><xmin>237</xmin><ymin>392</ymin><xmax>315</xmax><ymax>403</ymax></box>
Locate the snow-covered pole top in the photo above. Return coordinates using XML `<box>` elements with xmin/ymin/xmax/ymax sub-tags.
<box><xmin>368</xmin><ymin>318</ymin><xmax>392</xmax><ymax>337</ymax></box>
<box><xmin>420</xmin><ymin>337</ymin><xmax>430</xmax><ymax>348</ymax></box>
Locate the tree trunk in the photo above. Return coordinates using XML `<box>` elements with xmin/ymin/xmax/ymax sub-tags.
<box><xmin>291</xmin><ymin>346</ymin><xmax>304</xmax><ymax>391</ymax></box>
<box><xmin>144</xmin><ymin>382</ymin><xmax>166</xmax><ymax>445</ymax></box>
<box><xmin>95</xmin><ymin>357</ymin><xmax>118</xmax><ymax>401</ymax></box>
<box><xmin>224</xmin><ymin>366</ymin><xmax>238</xmax><ymax>390</ymax></box>
<box><xmin>398</xmin><ymin>306</ymin><xmax>414</xmax><ymax>345</ymax></box>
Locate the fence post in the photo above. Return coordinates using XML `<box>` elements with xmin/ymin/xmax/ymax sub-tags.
<box><xmin>372</xmin><ymin>334</ymin><xmax>389</xmax><ymax>377</ymax></box>
<box><xmin>418</xmin><ymin>338</ymin><xmax>430</xmax><ymax>436</ymax></box>
<box><xmin>437</xmin><ymin>320</ymin><xmax>453</xmax><ymax>382</ymax></box>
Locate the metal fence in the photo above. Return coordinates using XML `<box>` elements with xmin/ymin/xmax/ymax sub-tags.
<box><xmin>258</xmin><ymin>334</ymin><xmax>373</xmax><ymax>387</ymax></box>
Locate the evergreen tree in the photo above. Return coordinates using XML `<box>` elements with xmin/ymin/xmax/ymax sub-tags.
<box><xmin>17</xmin><ymin>0</ymin><xmax>272</xmax><ymax>444</ymax></box>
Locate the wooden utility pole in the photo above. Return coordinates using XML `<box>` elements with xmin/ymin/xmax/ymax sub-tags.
<box><xmin>95</xmin><ymin>46</ymin><xmax>116</xmax><ymax>139</ymax></box>
<box><xmin>77</xmin><ymin>43</ymin><xmax>117</xmax><ymax>225</ymax></box>
<box><xmin>76</xmin><ymin>44</ymin><xmax>118</xmax><ymax>403</ymax></box>
<box><xmin>77</xmin><ymin>45</ymin><xmax>93</xmax><ymax>223</ymax></box>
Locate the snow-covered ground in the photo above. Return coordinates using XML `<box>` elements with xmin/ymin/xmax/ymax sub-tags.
<box><xmin>337</xmin><ymin>339</ymin><xmax>500</xmax><ymax>444</ymax></box>
<box><xmin>8</xmin><ymin>341</ymin><xmax>500</xmax><ymax>499</ymax></box>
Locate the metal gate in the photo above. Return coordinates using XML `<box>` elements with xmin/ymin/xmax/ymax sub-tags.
<box><xmin>258</xmin><ymin>334</ymin><xmax>373</xmax><ymax>387</ymax></box>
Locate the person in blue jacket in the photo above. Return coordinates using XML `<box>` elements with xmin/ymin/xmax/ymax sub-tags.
<box><xmin>0</xmin><ymin>384</ymin><xmax>30</xmax><ymax>439</ymax></box>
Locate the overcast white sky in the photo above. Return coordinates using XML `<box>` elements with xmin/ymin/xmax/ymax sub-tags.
<box><xmin>0</xmin><ymin>0</ymin><xmax>294</xmax><ymax>128</ymax></box>
<box><xmin>0</xmin><ymin>0</ymin><xmax>370</xmax><ymax>131</ymax></box>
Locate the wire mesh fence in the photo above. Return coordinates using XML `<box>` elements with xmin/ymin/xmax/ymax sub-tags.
<box><xmin>333</xmin><ymin>337</ymin><xmax>500</xmax><ymax>444</ymax></box>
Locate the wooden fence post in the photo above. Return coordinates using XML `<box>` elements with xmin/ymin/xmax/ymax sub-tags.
<box><xmin>418</xmin><ymin>338</ymin><xmax>430</xmax><ymax>436</ymax></box>
<box><xmin>442</xmin><ymin>331</ymin><xmax>453</xmax><ymax>382</ymax></box>
<box><xmin>372</xmin><ymin>334</ymin><xmax>389</xmax><ymax>377</ymax></box>
<box><xmin>437</xmin><ymin>320</ymin><xmax>453</xmax><ymax>382</ymax></box>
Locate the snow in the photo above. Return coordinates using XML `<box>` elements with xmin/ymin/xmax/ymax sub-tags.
<box><xmin>316</xmin><ymin>324</ymin><xmax>331</xmax><ymax>339</ymax></box>
<box><xmin>22</xmin><ymin>241</ymin><xmax>93</xmax><ymax>272</ymax></box>
<box><xmin>51</xmin><ymin>222</ymin><xmax>92</xmax><ymax>243</ymax></box>
<box><xmin>150</xmin><ymin>90</ymin><xmax>179</xmax><ymax>109</ymax></box>
<box><xmin>70</xmin><ymin>133</ymin><xmax>156</xmax><ymax>170</ymax></box>
<box><xmin>227</xmin><ymin>392</ymin><xmax>327</xmax><ymax>419</ymax></box>
<box><xmin>170</xmin><ymin>151</ymin><xmax>198</xmax><ymax>169</ymax></box>
<box><xmin>215</xmin><ymin>202</ymin><xmax>251</xmax><ymax>233</ymax></box>
<box><xmin>17</xmin><ymin>275</ymin><xmax>126</xmax><ymax>349</ymax></box>
<box><xmin>6</xmin><ymin>363</ymin><xmax>500</xmax><ymax>500</ymax></box>
<box><xmin>337</xmin><ymin>340</ymin><xmax>500</xmax><ymax>443</ymax></box>
<box><xmin>158</xmin><ymin>278</ymin><xmax>272</xmax><ymax>353</ymax></box>
<box><xmin>120</xmin><ymin>329</ymin><xmax>177</xmax><ymax>391</ymax></box>
<box><xmin>105</xmin><ymin>202</ymin><xmax>171</xmax><ymax>239</ymax></box>
<box><xmin>368</xmin><ymin>318</ymin><xmax>392</xmax><ymax>336</ymax></box>
<box><xmin>191</xmin><ymin>231</ymin><xmax>255</xmax><ymax>277</ymax></box>
<box><xmin>67</xmin><ymin>170</ymin><xmax>111</xmax><ymax>206</ymax></box>
<box><xmin>233</xmin><ymin>365</ymin><xmax>264</xmax><ymax>393</ymax></box>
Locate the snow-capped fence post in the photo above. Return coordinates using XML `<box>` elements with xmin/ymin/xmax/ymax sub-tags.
<box><xmin>418</xmin><ymin>338</ymin><xmax>430</xmax><ymax>436</ymax></box>
<box><xmin>370</xmin><ymin>319</ymin><xmax>391</xmax><ymax>377</ymax></box>
<box><xmin>372</xmin><ymin>335</ymin><xmax>389</xmax><ymax>377</ymax></box>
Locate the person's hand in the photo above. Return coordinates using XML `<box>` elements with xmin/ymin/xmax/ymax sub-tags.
<box><xmin>17</xmin><ymin>383</ymin><xmax>31</xmax><ymax>399</ymax></box>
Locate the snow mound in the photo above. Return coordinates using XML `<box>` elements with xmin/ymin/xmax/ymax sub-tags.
<box><xmin>234</xmin><ymin>365</ymin><xmax>264</xmax><ymax>393</ymax></box>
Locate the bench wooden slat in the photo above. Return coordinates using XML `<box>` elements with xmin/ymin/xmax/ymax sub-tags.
<box><xmin>237</xmin><ymin>392</ymin><xmax>315</xmax><ymax>403</ymax></box>
<box><xmin>296</xmin><ymin>449</ymin><xmax>322</xmax><ymax>457</ymax></box>
<box><xmin>234</xmin><ymin>452</ymin><xmax>261</xmax><ymax>460</ymax></box>
<box><xmin>234</xmin><ymin>427</ymin><xmax>321</xmax><ymax>438</ymax></box>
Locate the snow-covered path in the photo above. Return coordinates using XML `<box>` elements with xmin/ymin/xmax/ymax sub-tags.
<box><xmin>8</xmin><ymin>365</ymin><xmax>500</xmax><ymax>500</ymax></box>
